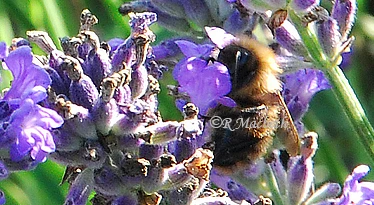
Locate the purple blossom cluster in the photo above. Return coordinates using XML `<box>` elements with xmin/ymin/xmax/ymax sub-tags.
<box><xmin>0</xmin><ymin>0</ymin><xmax>372</xmax><ymax>204</ymax></box>
<box><xmin>0</xmin><ymin>42</ymin><xmax>63</xmax><ymax>203</ymax></box>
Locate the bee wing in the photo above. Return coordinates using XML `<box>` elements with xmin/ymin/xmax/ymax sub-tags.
<box><xmin>274</xmin><ymin>92</ymin><xmax>300</xmax><ymax>156</ymax></box>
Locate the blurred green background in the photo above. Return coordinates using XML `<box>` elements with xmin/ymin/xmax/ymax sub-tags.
<box><xmin>0</xmin><ymin>0</ymin><xmax>374</xmax><ymax>204</ymax></box>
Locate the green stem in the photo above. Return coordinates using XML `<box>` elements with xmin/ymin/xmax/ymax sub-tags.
<box><xmin>264</xmin><ymin>164</ymin><xmax>284</xmax><ymax>205</ymax></box>
<box><xmin>325</xmin><ymin>66</ymin><xmax>374</xmax><ymax>163</ymax></box>
<box><xmin>289</xmin><ymin>9</ymin><xmax>374</xmax><ymax>164</ymax></box>
<box><xmin>288</xmin><ymin>10</ymin><xmax>329</xmax><ymax>68</ymax></box>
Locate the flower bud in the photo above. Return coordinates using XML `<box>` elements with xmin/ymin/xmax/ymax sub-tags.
<box><xmin>50</xmin><ymin>141</ymin><xmax>106</xmax><ymax>168</ymax></box>
<box><xmin>130</xmin><ymin>65</ymin><xmax>148</xmax><ymax>100</ymax></box>
<box><xmin>111</xmin><ymin>195</ymin><xmax>137</xmax><ymax>205</ymax></box>
<box><xmin>286</xmin><ymin>132</ymin><xmax>318</xmax><ymax>204</ymax></box>
<box><xmin>84</xmin><ymin>48</ymin><xmax>112</xmax><ymax>88</ymax></box>
<box><xmin>111</xmin><ymin>41</ymin><xmax>133</xmax><ymax>72</ymax></box>
<box><xmin>161</xmin><ymin>177</ymin><xmax>205</xmax><ymax>205</ymax></box>
<box><xmin>332</xmin><ymin>0</ymin><xmax>357</xmax><ymax>42</ymax></box>
<box><xmin>172</xmin><ymin>137</ymin><xmax>199</xmax><ymax>162</ymax></box>
<box><xmin>69</xmin><ymin>74</ymin><xmax>99</xmax><ymax>110</ymax></box>
<box><xmin>287</xmin><ymin>156</ymin><xmax>314</xmax><ymax>204</ymax></box>
<box><xmin>269</xmin><ymin>150</ymin><xmax>287</xmax><ymax>195</ymax></box>
<box><xmin>64</xmin><ymin>168</ymin><xmax>93</xmax><ymax>205</ymax></box>
<box><xmin>304</xmin><ymin>183</ymin><xmax>341</xmax><ymax>204</ymax></box>
<box><xmin>26</xmin><ymin>30</ymin><xmax>57</xmax><ymax>54</ymax></box>
<box><xmin>180</xmin><ymin>0</ymin><xmax>212</xmax><ymax>27</ymax></box>
<box><xmin>0</xmin><ymin>42</ymin><xmax>8</xmax><ymax>60</ymax></box>
<box><xmin>0</xmin><ymin>162</ymin><xmax>8</xmax><ymax>180</ymax></box>
<box><xmin>204</xmin><ymin>0</ymin><xmax>232</xmax><ymax>24</ymax></box>
<box><xmin>52</xmin><ymin>129</ymin><xmax>83</xmax><ymax>152</ymax></box>
<box><xmin>291</xmin><ymin>0</ymin><xmax>320</xmax><ymax>13</ymax></box>
<box><xmin>226</xmin><ymin>180</ymin><xmax>258</xmax><ymax>202</ymax></box>
<box><xmin>223</xmin><ymin>10</ymin><xmax>251</xmax><ymax>35</ymax></box>
<box><xmin>61</xmin><ymin>104</ymin><xmax>97</xmax><ymax>140</ymax></box>
<box><xmin>151</xmin><ymin>0</ymin><xmax>186</xmax><ymax>18</ymax></box>
<box><xmin>45</xmin><ymin>67</ymin><xmax>69</xmax><ymax>96</ymax></box>
<box><xmin>92</xmin><ymin>99</ymin><xmax>120</xmax><ymax>136</ymax></box>
<box><xmin>139</xmin><ymin>144</ymin><xmax>164</xmax><ymax>160</ymax></box>
<box><xmin>317</xmin><ymin>18</ymin><xmax>341</xmax><ymax>58</ymax></box>
<box><xmin>275</xmin><ymin>20</ymin><xmax>309</xmax><ymax>57</ymax></box>
<box><xmin>94</xmin><ymin>166</ymin><xmax>128</xmax><ymax>196</ymax></box>
<box><xmin>141</xmin><ymin>121</ymin><xmax>181</xmax><ymax>144</ymax></box>
<box><xmin>9</xmin><ymin>38</ymin><xmax>30</xmax><ymax>51</ymax></box>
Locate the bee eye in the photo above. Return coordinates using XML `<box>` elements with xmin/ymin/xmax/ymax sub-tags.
<box><xmin>218</xmin><ymin>45</ymin><xmax>259</xmax><ymax>90</ymax></box>
<box><xmin>236</xmin><ymin>49</ymin><xmax>250</xmax><ymax>68</ymax></box>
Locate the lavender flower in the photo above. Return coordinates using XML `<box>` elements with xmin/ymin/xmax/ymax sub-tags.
<box><xmin>3</xmin><ymin>46</ymin><xmax>51</xmax><ymax>105</ymax></box>
<box><xmin>275</xmin><ymin>20</ymin><xmax>309</xmax><ymax>57</ymax></box>
<box><xmin>0</xmin><ymin>43</ymin><xmax>63</xmax><ymax>203</ymax></box>
<box><xmin>119</xmin><ymin>0</ymin><xmax>255</xmax><ymax>35</ymax></box>
<box><xmin>282</xmin><ymin>68</ymin><xmax>331</xmax><ymax>133</ymax></box>
<box><xmin>173</xmin><ymin>40</ymin><xmax>235</xmax><ymax>115</ymax></box>
<box><xmin>329</xmin><ymin>165</ymin><xmax>374</xmax><ymax>205</ymax></box>
<box><xmin>0</xmin><ymin>0</ymin><xmax>366</xmax><ymax>203</ymax></box>
<box><xmin>332</xmin><ymin>0</ymin><xmax>357</xmax><ymax>42</ymax></box>
<box><xmin>1</xmin><ymin>46</ymin><xmax>63</xmax><ymax>163</ymax></box>
<box><xmin>240</xmin><ymin>0</ymin><xmax>320</xmax><ymax>13</ymax></box>
<box><xmin>7</xmin><ymin>10</ymin><xmax>218</xmax><ymax>204</ymax></box>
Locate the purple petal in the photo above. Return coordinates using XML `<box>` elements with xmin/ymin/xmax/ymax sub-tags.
<box><xmin>175</xmin><ymin>40</ymin><xmax>214</xmax><ymax>58</ymax></box>
<box><xmin>205</xmin><ymin>27</ymin><xmax>236</xmax><ymax>49</ymax></box>
<box><xmin>8</xmin><ymin>99</ymin><xmax>63</xmax><ymax>162</ymax></box>
<box><xmin>215</xmin><ymin>96</ymin><xmax>236</xmax><ymax>108</ymax></box>
<box><xmin>175</xmin><ymin>60</ymin><xmax>232</xmax><ymax>115</ymax></box>
<box><xmin>210</xmin><ymin>169</ymin><xmax>258</xmax><ymax>202</ymax></box>
<box><xmin>338</xmin><ymin>165</ymin><xmax>374</xmax><ymax>204</ymax></box>
<box><xmin>152</xmin><ymin>39</ymin><xmax>182</xmax><ymax>60</ymax></box>
<box><xmin>173</xmin><ymin>57</ymin><xmax>207</xmax><ymax>83</ymax></box>
<box><xmin>282</xmin><ymin>69</ymin><xmax>331</xmax><ymax>121</ymax></box>
<box><xmin>4</xmin><ymin>47</ymin><xmax>51</xmax><ymax>103</ymax></box>
<box><xmin>343</xmin><ymin>165</ymin><xmax>370</xmax><ymax>193</ymax></box>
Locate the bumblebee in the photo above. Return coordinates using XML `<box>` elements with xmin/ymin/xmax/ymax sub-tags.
<box><xmin>208</xmin><ymin>37</ymin><xmax>300</xmax><ymax>174</ymax></box>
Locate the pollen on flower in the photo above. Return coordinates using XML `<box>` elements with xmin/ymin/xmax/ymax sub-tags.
<box><xmin>184</xmin><ymin>148</ymin><xmax>214</xmax><ymax>181</ymax></box>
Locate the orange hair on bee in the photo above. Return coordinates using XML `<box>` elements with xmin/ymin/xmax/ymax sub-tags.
<box><xmin>233</xmin><ymin>37</ymin><xmax>282</xmax><ymax>97</ymax></box>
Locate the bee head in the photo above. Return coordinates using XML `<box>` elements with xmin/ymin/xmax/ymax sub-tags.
<box><xmin>217</xmin><ymin>38</ymin><xmax>281</xmax><ymax>97</ymax></box>
<box><xmin>218</xmin><ymin>44</ymin><xmax>259</xmax><ymax>91</ymax></box>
